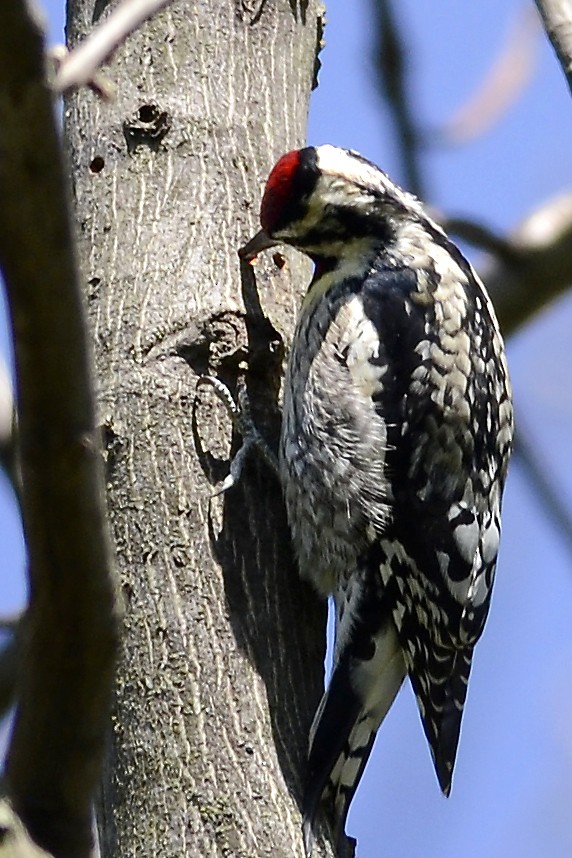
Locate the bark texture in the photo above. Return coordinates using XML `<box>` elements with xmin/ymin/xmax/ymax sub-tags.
<box><xmin>65</xmin><ymin>1</ymin><xmax>332</xmax><ymax>856</ymax></box>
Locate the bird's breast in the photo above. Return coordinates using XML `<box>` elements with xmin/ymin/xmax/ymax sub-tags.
<box><xmin>279</xmin><ymin>289</ymin><xmax>393</xmax><ymax>595</ymax></box>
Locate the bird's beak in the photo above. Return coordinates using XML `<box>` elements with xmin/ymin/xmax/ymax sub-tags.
<box><xmin>238</xmin><ymin>229</ymin><xmax>278</xmax><ymax>262</ymax></box>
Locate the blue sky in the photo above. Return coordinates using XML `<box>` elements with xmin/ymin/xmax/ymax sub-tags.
<box><xmin>2</xmin><ymin>2</ymin><xmax>572</xmax><ymax>856</ymax></box>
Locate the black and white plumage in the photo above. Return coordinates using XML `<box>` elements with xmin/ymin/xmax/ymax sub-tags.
<box><xmin>241</xmin><ymin>145</ymin><xmax>513</xmax><ymax>853</ymax></box>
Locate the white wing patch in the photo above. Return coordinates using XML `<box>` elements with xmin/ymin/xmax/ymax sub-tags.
<box><xmin>449</xmin><ymin>503</ymin><xmax>480</xmax><ymax>565</ymax></box>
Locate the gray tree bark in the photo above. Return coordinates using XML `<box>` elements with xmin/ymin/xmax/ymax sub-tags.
<box><xmin>65</xmin><ymin>1</ymin><xmax>333</xmax><ymax>856</ymax></box>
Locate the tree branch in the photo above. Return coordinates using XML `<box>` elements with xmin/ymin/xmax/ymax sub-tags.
<box><xmin>439</xmin><ymin>215</ymin><xmax>517</xmax><ymax>262</ymax></box>
<box><xmin>447</xmin><ymin>201</ymin><xmax>572</xmax><ymax>554</ymax></box>
<box><xmin>0</xmin><ymin>800</ymin><xmax>53</xmax><ymax>858</ymax></box>
<box><xmin>435</xmin><ymin>8</ymin><xmax>540</xmax><ymax>145</ymax></box>
<box><xmin>442</xmin><ymin>192</ymin><xmax>572</xmax><ymax>336</ymax></box>
<box><xmin>0</xmin><ymin>357</ymin><xmax>18</xmax><ymax>495</ymax></box>
<box><xmin>478</xmin><ymin>192</ymin><xmax>572</xmax><ymax>336</ymax></box>
<box><xmin>535</xmin><ymin>0</ymin><xmax>572</xmax><ymax>95</ymax></box>
<box><xmin>514</xmin><ymin>427</ymin><xmax>572</xmax><ymax>555</ymax></box>
<box><xmin>372</xmin><ymin>0</ymin><xmax>425</xmax><ymax>196</ymax></box>
<box><xmin>0</xmin><ymin>2</ymin><xmax>118</xmax><ymax>857</ymax></box>
<box><xmin>0</xmin><ymin>632</ymin><xmax>18</xmax><ymax>722</ymax></box>
<box><xmin>53</xmin><ymin>0</ymin><xmax>173</xmax><ymax>95</ymax></box>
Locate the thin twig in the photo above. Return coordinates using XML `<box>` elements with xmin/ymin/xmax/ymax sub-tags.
<box><xmin>535</xmin><ymin>0</ymin><xmax>572</xmax><ymax>96</ymax></box>
<box><xmin>49</xmin><ymin>45</ymin><xmax>114</xmax><ymax>101</ymax></box>
<box><xmin>372</xmin><ymin>0</ymin><xmax>425</xmax><ymax>197</ymax></box>
<box><xmin>435</xmin><ymin>8</ymin><xmax>540</xmax><ymax>145</ymax></box>
<box><xmin>438</xmin><ymin>214</ymin><xmax>518</xmax><ymax>263</ymax></box>
<box><xmin>53</xmin><ymin>0</ymin><xmax>173</xmax><ymax>95</ymax></box>
<box><xmin>514</xmin><ymin>428</ymin><xmax>572</xmax><ymax>555</ymax></box>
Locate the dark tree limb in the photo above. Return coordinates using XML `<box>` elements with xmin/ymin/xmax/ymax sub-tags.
<box><xmin>0</xmin><ymin>2</ymin><xmax>118</xmax><ymax>857</ymax></box>
<box><xmin>0</xmin><ymin>629</ymin><xmax>18</xmax><ymax>722</ymax></box>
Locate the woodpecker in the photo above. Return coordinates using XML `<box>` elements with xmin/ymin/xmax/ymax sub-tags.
<box><xmin>240</xmin><ymin>145</ymin><xmax>513</xmax><ymax>854</ymax></box>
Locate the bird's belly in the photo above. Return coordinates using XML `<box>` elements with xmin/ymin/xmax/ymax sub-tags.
<box><xmin>279</xmin><ymin>355</ymin><xmax>391</xmax><ymax>596</ymax></box>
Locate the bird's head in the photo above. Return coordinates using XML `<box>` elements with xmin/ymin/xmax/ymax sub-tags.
<box><xmin>240</xmin><ymin>145</ymin><xmax>424</xmax><ymax>262</ymax></box>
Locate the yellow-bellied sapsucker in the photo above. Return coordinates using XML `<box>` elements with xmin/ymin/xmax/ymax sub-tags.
<box><xmin>240</xmin><ymin>145</ymin><xmax>513</xmax><ymax>853</ymax></box>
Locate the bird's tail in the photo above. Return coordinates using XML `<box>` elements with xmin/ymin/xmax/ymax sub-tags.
<box><xmin>302</xmin><ymin>616</ymin><xmax>405</xmax><ymax>856</ymax></box>
<box><xmin>408</xmin><ymin>644</ymin><xmax>473</xmax><ymax>796</ymax></box>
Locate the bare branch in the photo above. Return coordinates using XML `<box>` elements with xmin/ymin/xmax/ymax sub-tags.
<box><xmin>438</xmin><ymin>8</ymin><xmax>540</xmax><ymax>145</ymax></box>
<box><xmin>514</xmin><ymin>427</ymin><xmax>572</xmax><ymax>556</ymax></box>
<box><xmin>445</xmin><ymin>201</ymin><xmax>572</xmax><ymax>553</ymax></box>
<box><xmin>480</xmin><ymin>191</ymin><xmax>572</xmax><ymax>336</ymax></box>
<box><xmin>0</xmin><ymin>800</ymin><xmax>54</xmax><ymax>858</ymax></box>
<box><xmin>0</xmin><ymin>635</ymin><xmax>18</xmax><ymax>722</ymax></box>
<box><xmin>372</xmin><ymin>0</ymin><xmax>425</xmax><ymax>197</ymax></box>
<box><xmin>0</xmin><ymin>358</ymin><xmax>18</xmax><ymax>494</ymax></box>
<box><xmin>0</xmin><ymin>613</ymin><xmax>23</xmax><ymax>720</ymax></box>
<box><xmin>0</xmin><ymin>2</ymin><xmax>118</xmax><ymax>857</ymax></box>
<box><xmin>49</xmin><ymin>46</ymin><xmax>114</xmax><ymax>102</ymax></box>
<box><xmin>52</xmin><ymin>0</ymin><xmax>173</xmax><ymax>95</ymax></box>
<box><xmin>535</xmin><ymin>0</ymin><xmax>572</xmax><ymax>95</ymax></box>
<box><xmin>442</xmin><ymin>193</ymin><xmax>572</xmax><ymax>337</ymax></box>
<box><xmin>437</xmin><ymin>214</ymin><xmax>516</xmax><ymax>261</ymax></box>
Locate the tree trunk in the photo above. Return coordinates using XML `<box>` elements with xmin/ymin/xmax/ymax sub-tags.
<box><xmin>64</xmin><ymin>1</ymin><xmax>332</xmax><ymax>856</ymax></box>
